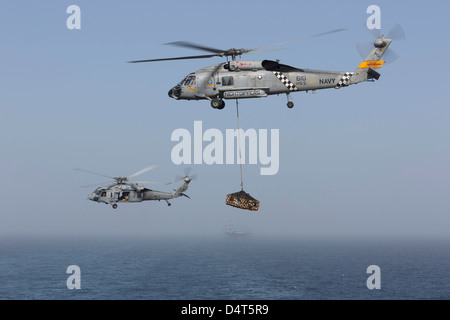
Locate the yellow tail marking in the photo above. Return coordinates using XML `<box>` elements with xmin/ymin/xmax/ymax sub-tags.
<box><xmin>358</xmin><ymin>60</ymin><xmax>385</xmax><ymax>68</ymax></box>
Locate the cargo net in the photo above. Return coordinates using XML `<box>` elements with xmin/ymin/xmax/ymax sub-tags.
<box><xmin>226</xmin><ymin>190</ymin><xmax>260</xmax><ymax>211</ymax></box>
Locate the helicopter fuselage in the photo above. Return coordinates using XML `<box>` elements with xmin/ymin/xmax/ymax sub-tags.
<box><xmin>132</xmin><ymin>31</ymin><xmax>393</xmax><ymax>109</ymax></box>
<box><xmin>168</xmin><ymin>59</ymin><xmax>353</xmax><ymax>109</ymax></box>
<box><xmin>87</xmin><ymin>178</ymin><xmax>191</xmax><ymax>209</ymax></box>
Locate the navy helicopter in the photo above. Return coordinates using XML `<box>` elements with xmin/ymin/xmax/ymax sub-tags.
<box><xmin>129</xmin><ymin>26</ymin><xmax>403</xmax><ymax>109</ymax></box>
<box><xmin>75</xmin><ymin>165</ymin><xmax>195</xmax><ymax>209</ymax></box>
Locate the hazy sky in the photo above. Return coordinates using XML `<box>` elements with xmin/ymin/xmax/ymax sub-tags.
<box><xmin>1</xmin><ymin>0</ymin><xmax>449</xmax><ymax>239</ymax></box>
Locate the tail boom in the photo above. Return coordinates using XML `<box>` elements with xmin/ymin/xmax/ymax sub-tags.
<box><xmin>350</xmin><ymin>37</ymin><xmax>392</xmax><ymax>85</ymax></box>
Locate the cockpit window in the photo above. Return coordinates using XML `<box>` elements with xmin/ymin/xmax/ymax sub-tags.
<box><xmin>183</xmin><ymin>75</ymin><xmax>196</xmax><ymax>86</ymax></box>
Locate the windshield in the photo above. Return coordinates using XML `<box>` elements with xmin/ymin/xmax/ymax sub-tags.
<box><xmin>94</xmin><ymin>188</ymin><xmax>105</xmax><ymax>196</ymax></box>
<box><xmin>183</xmin><ymin>75</ymin><xmax>196</xmax><ymax>86</ymax></box>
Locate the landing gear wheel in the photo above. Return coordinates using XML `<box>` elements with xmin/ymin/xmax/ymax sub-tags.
<box><xmin>112</xmin><ymin>204</ymin><xmax>118</xmax><ymax>209</ymax></box>
<box><xmin>287</xmin><ymin>101</ymin><xmax>294</xmax><ymax>108</ymax></box>
<box><xmin>211</xmin><ymin>99</ymin><xmax>225</xmax><ymax>109</ymax></box>
<box><xmin>168</xmin><ymin>203</ymin><xmax>171</xmax><ymax>206</ymax></box>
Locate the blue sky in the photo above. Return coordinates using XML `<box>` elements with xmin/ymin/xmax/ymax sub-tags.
<box><xmin>1</xmin><ymin>0</ymin><xmax>449</xmax><ymax>239</ymax></box>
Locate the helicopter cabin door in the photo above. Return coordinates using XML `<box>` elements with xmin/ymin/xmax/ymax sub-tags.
<box><xmin>127</xmin><ymin>191</ymin><xmax>143</xmax><ymax>202</ymax></box>
<box><xmin>109</xmin><ymin>191</ymin><xmax>118</xmax><ymax>202</ymax></box>
<box><xmin>118</xmin><ymin>191</ymin><xmax>130</xmax><ymax>202</ymax></box>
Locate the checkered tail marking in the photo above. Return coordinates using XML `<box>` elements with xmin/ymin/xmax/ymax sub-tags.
<box><xmin>272</xmin><ymin>71</ymin><xmax>298</xmax><ymax>91</ymax></box>
<box><xmin>335</xmin><ymin>72</ymin><xmax>354</xmax><ymax>89</ymax></box>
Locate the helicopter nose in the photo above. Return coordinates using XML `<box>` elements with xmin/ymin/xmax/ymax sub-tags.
<box><xmin>88</xmin><ymin>193</ymin><xmax>97</xmax><ymax>201</ymax></box>
<box><xmin>168</xmin><ymin>85</ymin><xmax>181</xmax><ymax>99</ymax></box>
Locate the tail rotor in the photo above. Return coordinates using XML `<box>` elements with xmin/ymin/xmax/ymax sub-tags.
<box><xmin>175</xmin><ymin>167</ymin><xmax>197</xmax><ymax>183</ymax></box>
<box><xmin>357</xmin><ymin>24</ymin><xmax>405</xmax><ymax>63</ymax></box>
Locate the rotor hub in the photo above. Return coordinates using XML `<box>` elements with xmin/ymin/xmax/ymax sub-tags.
<box><xmin>374</xmin><ymin>38</ymin><xmax>387</xmax><ymax>48</ymax></box>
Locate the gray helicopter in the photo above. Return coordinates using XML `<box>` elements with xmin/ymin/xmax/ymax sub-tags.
<box><xmin>76</xmin><ymin>165</ymin><xmax>195</xmax><ymax>209</ymax></box>
<box><xmin>130</xmin><ymin>27</ymin><xmax>403</xmax><ymax>109</ymax></box>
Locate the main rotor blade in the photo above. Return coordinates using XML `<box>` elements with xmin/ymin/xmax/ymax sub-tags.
<box><xmin>251</xmin><ymin>28</ymin><xmax>347</xmax><ymax>52</ymax></box>
<box><xmin>74</xmin><ymin>168</ymin><xmax>114</xmax><ymax>179</ymax></box>
<box><xmin>132</xmin><ymin>180</ymin><xmax>171</xmax><ymax>185</ymax></box>
<box><xmin>166</xmin><ymin>41</ymin><xmax>225</xmax><ymax>54</ymax></box>
<box><xmin>80</xmin><ymin>181</ymin><xmax>116</xmax><ymax>188</ymax></box>
<box><xmin>128</xmin><ymin>54</ymin><xmax>219</xmax><ymax>63</ymax></box>
<box><xmin>245</xmin><ymin>48</ymin><xmax>285</xmax><ymax>55</ymax></box>
<box><xmin>130</xmin><ymin>29</ymin><xmax>345</xmax><ymax>64</ymax></box>
<box><xmin>128</xmin><ymin>165</ymin><xmax>158</xmax><ymax>178</ymax></box>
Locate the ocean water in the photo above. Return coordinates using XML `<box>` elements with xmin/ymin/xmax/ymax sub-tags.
<box><xmin>0</xmin><ymin>235</ymin><xmax>449</xmax><ymax>300</ymax></box>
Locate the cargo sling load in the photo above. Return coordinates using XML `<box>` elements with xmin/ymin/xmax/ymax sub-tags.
<box><xmin>226</xmin><ymin>190</ymin><xmax>260</xmax><ymax>211</ymax></box>
<box><xmin>225</xmin><ymin>100</ymin><xmax>260</xmax><ymax>211</ymax></box>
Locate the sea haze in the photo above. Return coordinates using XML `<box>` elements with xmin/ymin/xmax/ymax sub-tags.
<box><xmin>0</xmin><ymin>235</ymin><xmax>449</xmax><ymax>300</ymax></box>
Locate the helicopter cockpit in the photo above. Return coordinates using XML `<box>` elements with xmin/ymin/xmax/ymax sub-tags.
<box><xmin>168</xmin><ymin>74</ymin><xmax>197</xmax><ymax>100</ymax></box>
<box><xmin>91</xmin><ymin>187</ymin><xmax>103</xmax><ymax>195</ymax></box>
<box><xmin>183</xmin><ymin>75</ymin><xmax>196</xmax><ymax>86</ymax></box>
<box><xmin>88</xmin><ymin>187</ymin><xmax>104</xmax><ymax>202</ymax></box>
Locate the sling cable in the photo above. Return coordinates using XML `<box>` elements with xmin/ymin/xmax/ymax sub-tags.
<box><xmin>225</xmin><ymin>99</ymin><xmax>260</xmax><ymax>211</ymax></box>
